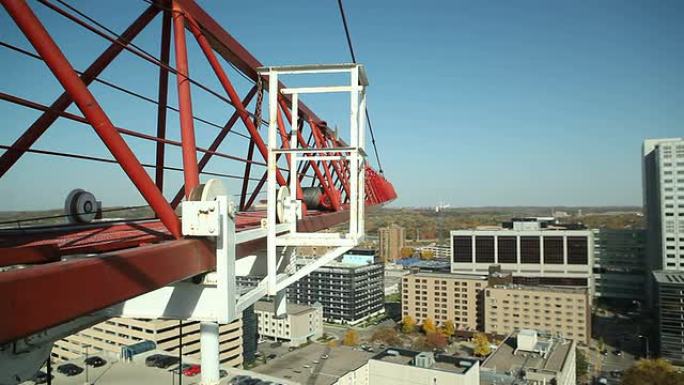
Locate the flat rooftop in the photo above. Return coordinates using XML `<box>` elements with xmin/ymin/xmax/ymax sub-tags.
<box><xmin>410</xmin><ymin>271</ymin><xmax>488</xmax><ymax>280</ymax></box>
<box><xmin>254</xmin><ymin>300</ymin><xmax>318</xmax><ymax>316</ymax></box>
<box><xmin>251</xmin><ymin>342</ymin><xmax>374</xmax><ymax>385</ymax></box>
<box><xmin>488</xmin><ymin>284</ymin><xmax>588</xmax><ymax>295</ymax></box>
<box><xmin>371</xmin><ymin>348</ymin><xmax>478</xmax><ymax>375</ymax></box>
<box><xmin>653</xmin><ymin>270</ymin><xmax>684</xmax><ymax>285</ymax></box>
<box><xmin>482</xmin><ymin>333</ymin><xmax>574</xmax><ymax>375</ymax></box>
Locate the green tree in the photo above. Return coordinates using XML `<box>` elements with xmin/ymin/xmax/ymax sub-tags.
<box><xmin>473</xmin><ymin>333</ymin><xmax>491</xmax><ymax>357</ymax></box>
<box><xmin>622</xmin><ymin>358</ymin><xmax>684</xmax><ymax>385</ymax></box>
<box><xmin>576</xmin><ymin>349</ymin><xmax>589</xmax><ymax>380</ymax></box>
<box><xmin>598</xmin><ymin>337</ymin><xmax>606</xmax><ymax>352</ymax></box>
<box><xmin>402</xmin><ymin>315</ymin><xmax>417</xmax><ymax>334</ymax></box>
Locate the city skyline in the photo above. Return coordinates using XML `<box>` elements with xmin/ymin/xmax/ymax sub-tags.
<box><xmin>0</xmin><ymin>1</ymin><xmax>682</xmax><ymax>209</ymax></box>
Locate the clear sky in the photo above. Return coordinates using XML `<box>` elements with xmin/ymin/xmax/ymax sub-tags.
<box><xmin>0</xmin><ymin>0</ymin><xmax>682</xmax><ymax>210</ymax></box>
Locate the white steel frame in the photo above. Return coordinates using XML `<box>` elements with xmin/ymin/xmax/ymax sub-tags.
<box><xmin>110</xmin><ymin>63</ymin><xmax>369</xmax><ymax>385</ymax></box>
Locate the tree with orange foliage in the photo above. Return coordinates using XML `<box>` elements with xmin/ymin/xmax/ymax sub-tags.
<box><xmin>422</xmin><ymin>317</ymin><xmax>436</xmax><ymax>334</ymax></box>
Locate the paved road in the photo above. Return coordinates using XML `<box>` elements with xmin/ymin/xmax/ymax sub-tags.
<box><xmin>588</xmin><ymin>310</ymin><xmax>649</xmax><ymax>384</ymax></box>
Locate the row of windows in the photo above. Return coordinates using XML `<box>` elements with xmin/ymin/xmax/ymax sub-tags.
<box><xmin>453</xmin><ymin>235</ymin><xmax>589</xmax><ymax>264</ymax></box>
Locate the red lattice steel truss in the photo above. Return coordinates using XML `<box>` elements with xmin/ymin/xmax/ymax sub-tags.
<box><xmin>0</xmin><ymin>0</ymin><xmax>395</xmax><ymax>345</ymax></box>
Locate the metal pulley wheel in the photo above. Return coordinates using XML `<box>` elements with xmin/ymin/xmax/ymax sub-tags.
<box><xmin>188</xmin><ymin>179</ymin><xmax>227</xmax><ymax>202</ymax></box>
<box><xmin>277</xmin><ymin>186</ymin><xmax>290</xmax><ymax>223</ymax></box>
<box><xmin>64</xmin><ymin>188</ymin><xmax>98</xmax><ymax>224</ymax></box>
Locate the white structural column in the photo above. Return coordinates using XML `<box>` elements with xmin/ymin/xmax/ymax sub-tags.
<box><xmin>266</xmin><ymin>70</ymin><xmax>279</xmax><ymax>295</ymax></box>
<box><xmin>357</xmin><ymin>86</ymin><xmax>366</xmax><ymax>237</ymax></box>
<box><xmin>274</xmin><ymin>289</ymin><xmax>287</xmax><ymax>318</ymax></box>
<box><xmin>200</xmin><ymin>322</ymin><xmax>220</xmax><ymax>385</ymax></box>
<box><xmin>349</xmin><ymin>66</ymin><xmax>359</xmax><ymax>236</ymax></box>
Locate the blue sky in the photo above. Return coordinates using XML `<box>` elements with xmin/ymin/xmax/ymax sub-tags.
<box><xmin>0</xmin><ymin>0</ymin><xmax>682</xmax><ymax>210</ymax></box>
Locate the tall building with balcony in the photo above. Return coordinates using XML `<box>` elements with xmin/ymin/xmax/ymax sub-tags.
<box><xmin>450</xmin><ymin>218</ymin><xmax>593</xmax><ymax>293</ymax></box>
<box><xmin>378</xmin><ymin>224</ymin><xmax>405</xmax><ymax>262</ymax></box>
<box><xmin>289</xmin><ymin>258</ymin><xmax>384</xmax><ymax>325</ymax></box>
<box><xmin>592</xmin><ymin>229</ymin><xmax>647</xmax><ymax>303</ymax></box>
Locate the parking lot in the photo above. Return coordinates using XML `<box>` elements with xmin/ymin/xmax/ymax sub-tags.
<box><xmin>22</xmin><ymin>350</ymin><xmax>290</xmax><ymax>385</ymax></box>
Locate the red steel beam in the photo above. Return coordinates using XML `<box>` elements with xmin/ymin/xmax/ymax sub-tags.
<box><xmin>174</xmin><ymin>0</ymin><xmax>324</xmax><ymax>126</ymax></box>
<box><xmin>1</xmin><ymin>0</ymin><xmax>181</xmax><ymax>238</ymax></box>
<box><xmin>0</xmin><ymin>206</ymin><xmax>361</xmax><ymax>345</ymax></box>
<box><xmin>0</xmin><ymin>245</ymin><xmax>60</xmax><ymax>267</ymax></box>
<box><xmin>274</xmin><ymin>105</ymin><xmax>308</xmax><ymax>213</ymax></box>
<box><xmin>0</xmin><ymin>91</ymin><xmax>263</xmax><ymax>168</ymax></box>
<box><xmin>154</xmin><ymin>8</ymin><xmax>172</xmax><ymax>191</ymax></box>
<box><xmin>0</xmin><ymin>239</ymin><xmax>215</xmax><ymax>345</ymax></box>
<box><xmin>184</xmin><ymin>12</ymin><xmax>287</xmax><ymax>187</ymax></box>
<box><xmin>170</xmin><ymin>87</ymin><xmax>257</xmax><ymax>209</ymax></box>
<box><xmin>0</xmin><ymin>4</ymin><xmax>159</xmax><ymax>178</ymax></box>
<box><xmin>240</xmin><ymin>139</ymin><xmax>256</xmax><ymax>210</ymax></box>
<box><xmin>277</xmin><ymin>97</ymin><xmax>336</xmax><ymax>208</ymax></box>
<box><xmin>307</xmin><ymin>118</ymin><xmax>342</xmax><ymax>210</ymax></box>
<box><xmin>172</xmin><ymin>1</ymin><xmax>200</xmax><ymax>197</ymax></box>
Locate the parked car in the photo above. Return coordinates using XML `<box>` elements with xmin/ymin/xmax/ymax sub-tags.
<box><xmin>145</xmin><ymin>354</ymin><xmax>165</xmax><ymax>367</ymax></box>
<box><xmin>611</xmin><ymin>370</ymin><xmax>624</xmax><ymax>378</ymax></box>
<box><xmin>173</xmin><ymin>363</ymin><xmax>192</xmax><ymax>373</ymax></box>
<box><xmin>321</xmin><ymin>354</ymin><xmax>329</xmax><ymax>359</ymax></box>
<box><xmin>156</xmin><ymin>356</ymin><xmax>180</xmax><ymax>369</ymax></box>
<box><xmin>32</xmin><ymin>370</ymin><xmax>53</xmax><ymax>384</ymax></box>
<box><xmin>182</xmin><ymin>364</ymin><xmax>201</xmax><ymax>376</ymax></box>
<box><xmin>85</xmin><ymin>356</ymin><xmax>107</xmax><ymax>367</ymax></box>
<box><xmin>267</xmin><ymin>353</ymin><xmax>277</xmax><ymax>359</ymax></box>
<box><xmin>613</xmin><ymin>349</ymin><xmax>623</xmax><ymax>356</ymax></box>
<box><xmin>229</xmin><ymin>375</ymin><xmax>250</xmax><ymax>384</ymax></box>
<box><xmin>57</xmin><ymin>363</ymin><xmax>83</xmax><ymax>376</ymax></box>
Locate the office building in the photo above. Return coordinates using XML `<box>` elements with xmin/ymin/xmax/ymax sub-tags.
<box><xmin>418</xmin><ymin>244</ymin><xmax>451</xmax><ymax>259</ymax></box>
<box><xmin>53</xmin><ymin>317</ymin><xmax>244</xmax><ymax>367</ymax></box>
<box><xmin>481</xmin><ymin>330</ymin><xmax>576</xmax><ymax>385</ymax></box>
<box><xmin>592</xmin><ymin>229</ymin><xmax>647</xmax><ymax>302</ymax></box>
<box><xmin>401</xmin><ymin>272</ymin><xmax>487</xmax><ymax>330</ymax></box>
<box><xmin>378</xmin><ymin>224</ymin><xmax>405</xmax><ymax>263</ymax></box>
<box><xmin>484</xmin><ymin>285</ymin><xmax>591</xmax><ymax>344</ymax></box>
<box><xmin>643</xmin><ymin>138</ymin><xmax>684</xmax><ymax>271</ymax></box>
<box><xmin>653</xmin><ymin>271</ymin><xmax>684</xmax><ymax>365</ymax></box>
<box><xmin>254</xmin><ymin>300</ymin><xmax>323</xmax><ymax>347</ymax></box>
<box><xmin>450</xmin><ymin>218</ymin><xmax>593</xmax><ymax>292</ymax></box>
<box><xmin>289</xmin><ymin>258</ymin><xmax>384</xmax><ymax>325</ymax></box>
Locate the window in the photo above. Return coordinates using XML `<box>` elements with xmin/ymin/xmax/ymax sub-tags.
<box><xmin>543</xmin><ymin>236</ymin><xmax>564</xmax><ymax>264</ymax></box>
<box><xmin>475</xmin><ymin>236</ymin><xmax>495</xmax><ymax>263</ymax></box>
<box><xmin>520</xmin><ymin>236</ymin><xmax>540</xmax><ymax>263</ymax></box>
<box><xmin>453</xmin><ymin>236</ymin><xmax>472</xmax><ymax>263</ymax></box>
<box><xmin>498</xmin><ymin>236</ymin><xmax>517</xmax><ymax>263</ymax></box>
<box><xmin>567</xmin><ymin>236</ymin><xmax>588</xmax><ymax>265</ymax></box>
